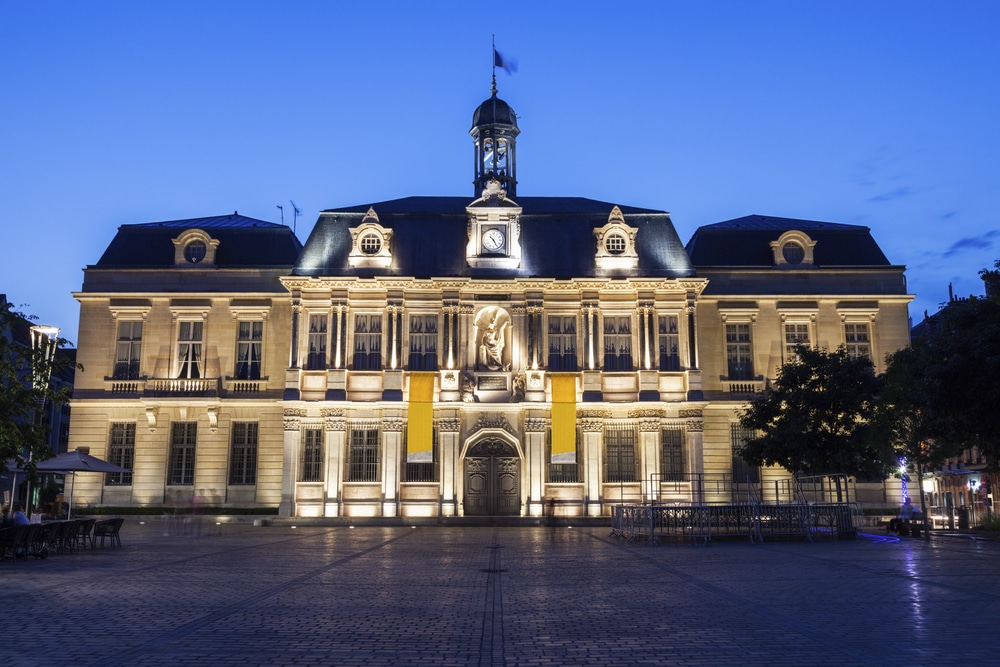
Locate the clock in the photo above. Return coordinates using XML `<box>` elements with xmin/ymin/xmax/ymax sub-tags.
<box><xmin>482</xmin><ymin>228</ymin><xmax>505</xmax><ymax>252</ymax></box>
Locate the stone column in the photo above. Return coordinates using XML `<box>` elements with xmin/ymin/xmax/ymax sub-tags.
<box><xmin>524</xmin><ymin>416</ymin><xmax>547</xmax><ymax>517</ymax></box>
<box><xmin>638</xmin><ymin>416</ymin><xmax>661</xmax><ymax>503</ymax></box>
<box><xmin>580</xmin><ymin>413</ymin><xmax>604</xmax><ymax>516</ymax></box>
<box><xmin>323</xmin><ymin>408</ymin><xmax>346</xmax><ymax>517</ymax></box>
<box><xmin>279</xmin><ymin>409</ymin><xmax>304</xmax><ymax>516</ymax></box>
<box><xmin>437</xmin><ymin>415</ymin><xmax>461</xmax><ymax>516</ymax></box>
<box><xmin>381</xmin><ymin>416</ymin><xmax>403</xmax><ymax>517</ymax></box>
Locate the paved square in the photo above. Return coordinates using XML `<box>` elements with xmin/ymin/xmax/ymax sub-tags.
<box><xmin>3</xmin><ymin>521</ymin><xmax>999</xmax><ymax>666</ymax></box>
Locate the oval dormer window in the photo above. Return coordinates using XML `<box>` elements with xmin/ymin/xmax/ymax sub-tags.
<box><xmin>184</xmin><ymin>240</ymin><xmax>207</xmax><ymax>264</ymax></box>
<box><xmin>782</xmin><ymin>242</ymin><xmax>805</xmax><ymax>265</ymax></box>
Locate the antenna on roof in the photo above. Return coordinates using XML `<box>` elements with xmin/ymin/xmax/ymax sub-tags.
<box><xmin>290</xmin><ymin>200</ymin><xmax>302</xmax><ymax>235</ymax></box>
<box><xmin>276</xmin><ymin>205</ymin><xmax>284</xmax><ymax>226</ymax></box>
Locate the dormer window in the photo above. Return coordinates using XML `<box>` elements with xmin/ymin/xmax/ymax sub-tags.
<box><xmin>770</xmin><ymin>230</ymin><xmax>816</xmax><ymax>267</ymax></box>
<box><xmin>594</xmin><ymin>205</ymin><xmax>639</xmax><ymax>270</ymax></box>
<box><xmin>172</xmin><ymin>229</ymin><xmax>220</xmax><ymax>267</ymax></box>
<box><xmin>184</xmin><ymin>240</ymin><xmax>207</xmax><ymax>264</ymax></box>
<box><xmin>348</xmin><ymin>208</ymin><xmax>393</xmax><ymax>268</ymax></box>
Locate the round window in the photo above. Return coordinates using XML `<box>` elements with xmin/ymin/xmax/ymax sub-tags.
<box><xmin>782</xmin><ymin>242</ymin><xmax>805</xmax><ymax>265</ymax></box>
<box><xmin>360</xmin><ymin>233</ymin><xmax>382</xmax><ymax>255</ymax></box>
<box><xmin>605</xmin><ymin>234</ymin><xmax>627</xmax><ymax>255</ymax></box>
<box><xmin>184</xmin><ymin>240</ymin><xmax>207</xmax><ymax>264</ymax></box>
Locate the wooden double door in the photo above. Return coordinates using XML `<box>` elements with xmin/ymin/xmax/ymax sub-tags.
<box><xmin>464</xmin><ymin>439</ymin><xmax>520</xmax><ymax>516</ymax></box>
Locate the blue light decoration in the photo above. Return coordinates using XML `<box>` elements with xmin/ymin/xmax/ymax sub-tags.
<box><xmin>899</xmin><ymin>456</ymin><xmax>908</xmax><ymax>500</ymax></box>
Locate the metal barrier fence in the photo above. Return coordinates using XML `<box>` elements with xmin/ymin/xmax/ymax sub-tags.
<box><xmin>610</xmin><ymin>501</ymin><xmax>858</xmax><ymax>545</ymax></box>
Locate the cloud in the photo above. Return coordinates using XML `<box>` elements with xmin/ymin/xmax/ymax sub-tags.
<box><xmin>867</xmin><ymin>186</ymin><xmax>913</xmax><ymax>203</ymax></box>
<box><xmin>942</xmin><ymin>230</ymin><xmax>1000</xmax><ymax>258</ymax></box>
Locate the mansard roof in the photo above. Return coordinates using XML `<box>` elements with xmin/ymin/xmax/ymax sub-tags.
<box><xmin>295</xmin><ymin>196</ymin><xmax>695</xmax><ymax>279</ymax></box>
<box><xmin>685</xmin><ymin>215</ymin><xmax>892</xmax><ymax>267</ymax></box>
<box><xmin>93</xmin><ymin>213</ymin><xmax>302</xmax><ymax>268</ymax></box>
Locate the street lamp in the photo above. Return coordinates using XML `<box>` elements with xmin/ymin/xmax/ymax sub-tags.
<box><xmin>25</xmin><ymin>325</ymin><xmax>60</xmax><ymax>516</ymax></box>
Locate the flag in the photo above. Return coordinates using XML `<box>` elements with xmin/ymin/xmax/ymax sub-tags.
<box><xmin>406</xmin><ymin>373</ymin><xmax>435</xmax><ymax>463</ymax></box>
<box><xmin>550</xmin><ymin>374</ymin><xmax>576</xmax><ymax>464</ymax></box>
<box><xmin>494</xmin><ymin>48</ymin><xmax>518</xmax><ymax>74</ymax></box>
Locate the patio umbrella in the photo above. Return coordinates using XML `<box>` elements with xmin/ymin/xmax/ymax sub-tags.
<box><xmin>35</xmin><ymin>449</ymin><xmax>130</xmax><ymax>519</ymax></box>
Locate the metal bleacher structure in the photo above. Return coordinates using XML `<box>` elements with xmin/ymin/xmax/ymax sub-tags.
<box><xmin>610</xmin><ymin>473</ymin><xmax>861</xmax><ymax>545</ymax></box>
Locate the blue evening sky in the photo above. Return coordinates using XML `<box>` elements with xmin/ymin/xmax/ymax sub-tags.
<box><xmin>2</xmin><ymin>1</ymin><xmax>997</xmax><ymax>345</ymax></box>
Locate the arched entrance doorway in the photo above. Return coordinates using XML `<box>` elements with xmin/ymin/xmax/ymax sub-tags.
<box><xmin>464</xmin><ymin>439</ymin><xmax>520</xmax><ymax>516</ymax></box>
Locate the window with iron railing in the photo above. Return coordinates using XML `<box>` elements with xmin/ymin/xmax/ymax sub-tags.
<box><xmin>730</xmin><ymin>423</ymin><xmax>760</xmax><ymax>484</ymax></box>
<box><xmin>546</xmin><ymin>427</ymin><xmax>581</xmax><ymax>483</ymax></box>
<box><xmin>168</xmin><ymin>422</ymin><xmax>197</xmax><ymax>485</ymax></box>
<box><xmin>408</xmin><ymin>314</ymin><xmax>438</xmax><ymax>371</ymax></box>
<box><xmin>346</xmin><ymin>424</ymin><xmax>380</xmax><ymax>482</ymax></box>
<box><xmin>401</xmin><ymin>427</ymin><xmax>438</xmax><ymax>483</ymax></box>
<box><xmin>114</xmin><ymin>321</ymin><xmax>142</xmax><ymax>380</ymax></box>
<box><xmin>235</xmin><ymin>321</ymin><xmax>263</xmax><ymax>380</ymax></box>
<box><xmin>604</xmin><ymin>423</ymin><xmax>638</xmax><ymax>483</ymax></box>
<box><xmin>300</xmin><ymin>428</ymin><xmax>324</xmax><ymax>482</ymax></box>
<box><xmin>603</xmin><ymin>316</ymin><xmax>632</xmax><ymax>371</ymax></box>
<box><xmin>105</xmin><ymin>422</ymin><xmax>135</xmax><ymax>486</ymax></box>
<box><xmin>661</xmin><ymin>428</ymin><xmax>685</xmax><ymax>482</ymax></box>
<box><xmin>228</xmin><ymin>422</ymin><xmax>258</xmax><ymax>486</ymax></box>
<box><xmin>353</xmin><ymin>314</ymin><xmax>383</xmax><ymax>370</ymax></box>
<box><xmin>547</xmin><ymin>315</ymin><xmax>578</xmax><ymax>371</ymax></box>
<box><xmin>725</xmin><ymin>323</ymin><xmax>754</xmax><ymax>381</ymax></box>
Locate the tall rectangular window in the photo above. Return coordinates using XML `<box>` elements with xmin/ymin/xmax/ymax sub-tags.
<box><xmin>546</xmin><ymin>427</ymin><xmax>580</xmax><ymax>483</ymax></box>
<box><xmin>353</xmin><ymin>314</ymin><xmax>383</xmax><ymax>370</ymax></box>
<box><xmin>730</xmin><ymin>423</ymin><xmax>760</xmax><ymax>484</ymax></box>
<box><xmin>604</xmin><ymin>424</ymin><xmax>637</xmax><ymax>483</ymax></box>
<box><xmin>408</xmin><ymin>314</ymin><xmax>438</xmax><ymax>371</ymax></box>
<box><xmin>784</xmin><ymin>323</ymin><xmax>810</xmax><ymax>361</ymax></box>
<box><xmin>844</xmin><ymin>322</ymin><xmax>871</xmax><ymax>360</ymax></box>
<box><xmin>347</xmin><ymin>425</ymin><xmax>380</xmax><ymax>482</ymax></box>
<box><xmin>105</xmin><ymin>422</ymin><xmax>135</xmax><ymax>486</ymax></box>
<box><xmin>175</xmin><ymin>321</ymin><xmax>203</xmax><ymax>379</ymax></box>
<box><xmin>228</xmin><ymin>422</ymin><xmax>258</xmax><ymax>486</ymax></box>
<box><xmin>168</xmin><ymin>422</ymin><xmax>197</xmax><ymax>485</ymax></box>
<box><xmin>547</xmin><ymin>315</ymin><xmax>578</xmax><ymax>371</ymax></box>
<box><xmin>114</xmin><ymin>321</ymin><xmax>142</xmax><ymax>380</ymax></box>
<box><xmin>658</xmin><ymin>315</ymin><xmax>680</xmax><ymax>371</ymax></box>
<box><xmin>402</xmin><ymin>427</ymin><xmax>438</xmax><ymax>483</ymax></box>
<box><xmin>235</xmin><ymin>321</ymin><xmax>263</xmax><ymax>379</ymax></box>
<box><xmin>661</xmin><ymin>428</ymin><xmax>685</xmax><ymax>482</ymax></box>
<box><xmin>307</xmin><ymin>314</ymin><xmax>327</xmax><ymax>370</ymax></box>
<box><xmin>725</xmin><ymin>323</ymin><xmax>754</xmax><ymax>381</ymax></box>
<box><xmin>300</xmin><ymin>428</ymin><xmax>324</xmax><ymax>482</ymax></box>
<box><xmin>603</xmin><ymin>316</ymin><xmax>632</xmax><ymax>371</ymax></box>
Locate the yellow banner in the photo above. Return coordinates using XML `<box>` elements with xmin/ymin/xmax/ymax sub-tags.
<box><xmin>407</xmin><ymin>373</ymin><xmax>435</xmax><ymax>463</ymax></box>
<box><xmin>550</xmin><ymin>373</ymin><xmax>576</xmax><ymax>464</ymax></box>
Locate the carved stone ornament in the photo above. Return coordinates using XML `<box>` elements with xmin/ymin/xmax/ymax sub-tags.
<box><xmin>628</xmin><ymin>408</ymin><xmax>666</xmax><ymax>419</ymax></box>
<box><xmin>686</xmin><ymin>419</ymin><xmax>704</xmax><ymax>433</ymax></box>
<box><xmin>474</xmin><ymin>413</ymin><xmax>516</xmax><ymax>436</ymax></box>
<box><xmin>325</xmin><ymin>419</ymin><xmax>346</xmax><ymax>432</ymax></box>
<box><xmin>283</xmin><ymin>417</ymin><xmax>300</xmax><ymax>432</ymax></box>
<box><xmin>524</xmin><ymin>418</ymin><xmax>548</xmax><ymax>432</ymax></box>
<box><xmin>437</xmin><ymin>418</ymin><xmax>461</xmax><ymax>433</ymax></box>
<box><xmin>578</xmin><ymin>409</ymin><xmax>609</xmax><ymax>420</ymax></box>
<box><xmin>321</xmin><ymin>407</ymin><xmax>346</xmax><ymax>418</ymax></box>
<box><xmin>678</xmin><ymin>409</ymin><xmax>703</xmax><ymax>419</ymax></box>
<box><xmin>284</xmin><ymin>408</ymin><xmax>308</xmax><ymax>418</ymax></box>
<box><xmin>383</xmin><ymin>418</ymin><xmax>404</xmax><ymax>433</ymax></box>
<box><xmin>580</xmin><ymin>419</ymin><xmax>604</xmax><ymax>432</ymax></box>
<box><xmin>639</xmin><ymin>419</ymin><xmax>662</xmax><ymax>432</ymax></box>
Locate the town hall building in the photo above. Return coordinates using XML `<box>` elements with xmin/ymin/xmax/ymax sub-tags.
<box><xmin>67</xmin><ymin>81</ymin><xmax>913</xmax><ymax>518</ymax></box>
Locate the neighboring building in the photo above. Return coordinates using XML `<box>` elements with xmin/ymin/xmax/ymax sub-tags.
<box><xmin>66</xmin><ymin>83</ymin><xmax>913</xmax><ymax>517</ymax></box>
<box><xmin>0</xmin><ymin>293</ymin><xmax>75</xmax><ymax>508</ymax></box>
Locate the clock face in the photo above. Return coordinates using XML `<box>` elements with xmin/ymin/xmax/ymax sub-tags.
<box><xmin>482</xmin><ymin>228</ymin><xmax>505</xmax><ymax>252</ymax></box>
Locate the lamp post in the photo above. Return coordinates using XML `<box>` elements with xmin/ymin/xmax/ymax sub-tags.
<box><xmin>25</xmin><ymin>325</ymin><xmax>60</xmax><ymax>516</ymax></box>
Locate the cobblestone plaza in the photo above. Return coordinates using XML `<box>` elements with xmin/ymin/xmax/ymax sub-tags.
<box><xmin>4</xmin><ymin>522</ymin><xmax>999</xmax><ymax>666</ymax></box>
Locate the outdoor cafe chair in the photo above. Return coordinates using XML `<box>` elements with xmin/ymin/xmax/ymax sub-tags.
<box><xmin>74</xmin><ymin>518</ymin><xmax>97</xmax><ymax>550</ymax></box>
<box><xmin>93</xmin><ymin>518</ymin><xmax>123</xmax><ymax>548</ymax></box>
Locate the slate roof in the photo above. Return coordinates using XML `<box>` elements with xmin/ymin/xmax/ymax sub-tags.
<box><xmin>93</xmin><ymin>213</ymin><xmax>302</xmax><ymax>268</ymax></box>
<box><xmin>294</xmin><ymin>196</ymin><xmax>695</xmax><ymax>279</ymax></box>
<box><xmin>685</xmin><ymin>215</ymin><xmax>892</xmax><ymax>267</ymax></box>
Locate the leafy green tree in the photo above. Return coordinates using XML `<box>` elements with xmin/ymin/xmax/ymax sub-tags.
<box><xmin>0</xmin><ymin>301</ymin><xmax>75</xmax><ymax>484</ymax></box>
<box><xmin>737</xmin><ymin>346</ymin><xmax>893</xmax><ymax>480</ymax></box>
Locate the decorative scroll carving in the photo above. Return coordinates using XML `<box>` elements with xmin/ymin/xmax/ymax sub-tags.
<box><xmin>284</xmin><ymin>408</ymin><xmax>307</xmax><ymax>418</ymax></box>
<box><xmin>474</xmin><ymin>413</ymin><xmax>516</xmax><ymax>436</ymax></box>
<box><xmin>577</xmin><ymin>409</ymin><xmax>609</xmax><ymax>419</ymax></box>
<box><xmin>467</xmin><ymin>439</ymin><xmax>518</xmax><ymax>457</ymax></box>
<box><xmin>437</xmin><ymin>418</ymin><xmax>461</xmax><ymax>433</ymax></box>
<box><xmin>321</xmin><ymin>407</ymin><xmax>346</xmax><ymax>418</ymax></box>
<box><xmin>325</xmin><ymin>419</ymin><xmax>346</xmax><ymax>432</ymax></box>
<box><xmin>524</xmin><ymin>418</ymin><xmax>548</xmax><ymax>432</ymax></box>
<box><xmin>639</xmin><ymin>419</ymin><xmax>661</xmax><ymax>432</ymax></box>
<box><xmin>383</xmin><ymin>418</ymin><xmax>404</xmax><ymax>433</ymax></box>
<box><xmin>628</xmin><ymin>408</ymin><xmax>666</xmax><ymax>419</ymax></box>
<box><xmin>678</xmin><ymin>409</ymin><xmax>703</xmax><ymax>419</ymax></box>
<box><xmin>580</xmin><ymin>419</ymin><xmax>604</xmax><ymax>432</ymax></box>
<box><xmin>686</xmin><ymin>419</ymin><xmax>704</xmax><ymax>433</ymax></box>
<box><xmin>283</xmin><ymin>417</ymin><xmax>300</xmax><ymax>431</ymax></box>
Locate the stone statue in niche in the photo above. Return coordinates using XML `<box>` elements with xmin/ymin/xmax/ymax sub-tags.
<box><xmin>475</xmin><ymin>306</ymin><xmax>511</xmax><ymax>371</ymax></box>
<box><xmin>511</xmin><ymin>373</ymin><xmax>526</xmax><ymax>402</ymax></box>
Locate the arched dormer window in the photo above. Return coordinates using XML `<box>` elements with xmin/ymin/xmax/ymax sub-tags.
<box><xmin>770</xmin><ymin>230</ymin><xmax>817</xmax><ymax>267</ymax></box>
<box><xmin>348</xmin><ymin>207</ymin><xmax>393</xmax><ymax>268</ymax></box>
<box><xmin>172</xmin><ymin>229</ymin><xmax>220</xmax><ymax>267</ymax></box>
<box><xmin>594</xmin><ymin>206</ymin><xmax>639</xmax><ymax>270</ymax></box>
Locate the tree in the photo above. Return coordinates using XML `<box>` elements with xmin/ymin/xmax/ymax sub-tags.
<box><xmin>0</xmin><ymin>300</ymin><xmax>76</xmax><ymax>484</ymax></box>
<box><xmin>737</xmin><ymin>346</ymin><xmax>893</xmax><ymax>479</ymax></box>
<box><xmin>917</xmin><ymin>261</ymin><xmax>1000</xmax><ymax>470</ymax></box>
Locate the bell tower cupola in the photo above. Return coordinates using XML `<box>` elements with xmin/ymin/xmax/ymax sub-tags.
<box><xmin>471</xmin><ymin>74</ymin><xmax>519</xmax><ymax>198</ymax></box>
